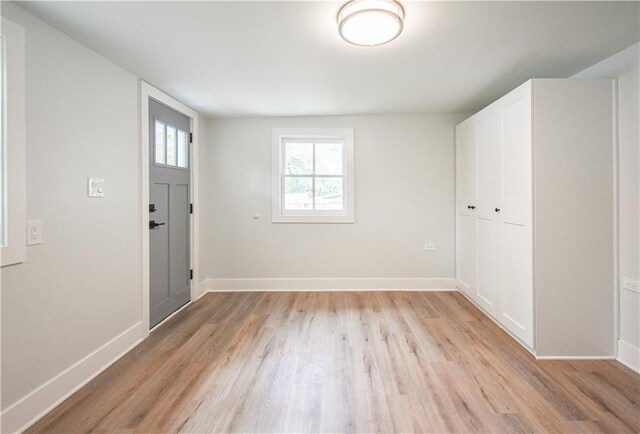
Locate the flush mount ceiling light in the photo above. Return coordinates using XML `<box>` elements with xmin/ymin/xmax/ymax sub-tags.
<box><xmin>337</xmin><ymin>0</ymin><xmax>404</xmax><ymax>47</ymax></box>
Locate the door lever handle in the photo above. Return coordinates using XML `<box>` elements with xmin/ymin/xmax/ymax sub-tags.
<box><xmin>495</xmin><ymin>208</ymin><xmax>501</xmax><ymax>213</ymax></box>
<box><xmin>149</xmin><ymin>220</ymin><xmax>166</xmax><ymax>229</ymax></box>
<box><xmin>468</xmin><ymin>205</ymin><xmax>476</xmax><ymax>210</ymax></box>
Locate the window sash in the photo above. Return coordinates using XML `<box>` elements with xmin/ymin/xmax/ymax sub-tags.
<box><xmin>280</xmin><ymin>138</ymin><xmax>346</xmax><ymax>215</ymax></box>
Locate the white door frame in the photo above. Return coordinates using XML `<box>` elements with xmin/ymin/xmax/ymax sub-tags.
<box><xmin>139</xmin><ymin>81</ymin><xmax>199</xmax><ymax>337</ymax></box>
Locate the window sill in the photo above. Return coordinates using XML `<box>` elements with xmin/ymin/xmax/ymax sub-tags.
<box><xmin>272</xmin><ymin>214</ymin><xmax>354</xmax><ymax>224</ymax></box>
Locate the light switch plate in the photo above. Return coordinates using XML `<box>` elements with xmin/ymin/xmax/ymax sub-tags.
<box><xmin>27</xmin><ymin>220</ymin><xmax>43</xmax><ymax>245</ymax></box>
<box><xmin>622</xmin><ymin>277</ymin><xmax>639</xmax><ymax>293</ymax></box>
<box><xmin>88</xmin><ymin>177</ymin><xmax>105</xmax><ymax>198</ymax></box>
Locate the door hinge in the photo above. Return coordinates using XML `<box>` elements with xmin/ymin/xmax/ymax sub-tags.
<box><xmin>190</xmin><ymin>269</ymin><xmax>193</xmax><ymax>280</ymax></box>
<box><xmin>189</xmin><ymin>132</ymin><xmax>193</xmax><ymax>143</ymax></box>
<box><xmin>190</xmin><ymin>203</ymin><xmax>193</xmax><ymax>214</ymax></box>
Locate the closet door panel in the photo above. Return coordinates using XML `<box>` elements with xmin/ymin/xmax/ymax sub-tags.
<box><xmin>476</xmin><ymin>109</ymin><xmax>501</xmax><ymax>203</ymax></box>
<box><xmin>476</xmin><ymin>217</ymin><xmax>498</xmax><ymax>314</ymax></box>
<box><xmin>501</xmin><ymin>93</ymin><xmax>530</xmax><ymax>202</ymax></box>
<box><xmin>497</xmin><ymin>82</ymin><xmax>533</xmax><ymax>347</ymax></box>
<box><xmin>474</xmin><ymin>108</ymin><xmax>501</xmax><ymax>314</ymax></box>
<box><xmin>456</xmin><ymin>121</ymin><xmax>476</xmax><ymax>201</ymax></box>
<box><xmin>500</xmin><ymin>223</ymin><xmax>533</xmax><ymax>345</ymax></box>
<box><xmin>457</xmin><ymin>214</ymin><xmax>477</xmax><ymax>294</ymax></box>
<box><xmin>455</xmin><ymin>122</ymin><xmax>477</xmax><ymax>296</ymax></box>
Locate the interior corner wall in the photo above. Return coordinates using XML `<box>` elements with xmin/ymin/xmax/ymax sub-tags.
<box><xmin>1</xmin><ymin>1</ymin><xmax>142</xmax><ymax>418</ymax></box>
<box><xmin>573</xmin><ymin>42</ymin><xmax>640</xmax><ymax>367</ymax></box>
<box><xmin>199</xmin><ymin>114</ymin><xmax>466</xmax><ymax>286</ymax></box>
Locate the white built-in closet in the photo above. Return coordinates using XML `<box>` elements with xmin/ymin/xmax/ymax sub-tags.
<box><xmin>455</xmin><ymin>79</ymin><xmax>616</xmax><ymax>358</ymax></box>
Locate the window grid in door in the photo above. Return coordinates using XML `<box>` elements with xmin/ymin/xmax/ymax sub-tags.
<box><xmin>154</xmin><ymin>119</ymin><xmax>188</xmax><ymax>169</ymax></box>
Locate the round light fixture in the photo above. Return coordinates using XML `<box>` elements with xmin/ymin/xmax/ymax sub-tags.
<box><xmin>337</xmin><ymin>0</ymin><xmax>404</xmax><ymax>47</ymax></box>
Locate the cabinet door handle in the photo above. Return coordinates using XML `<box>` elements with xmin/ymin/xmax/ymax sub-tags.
<box><xmin>495</xmin><ymin>208</ymin><xmax>501</xmax><ymax>213</ymax></box>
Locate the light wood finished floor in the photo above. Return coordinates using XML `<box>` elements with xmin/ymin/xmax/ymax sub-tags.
<box><xmin>28</xmin><ymin>292</ymin><xmax>639</xmax><ymax>433</ymax></box>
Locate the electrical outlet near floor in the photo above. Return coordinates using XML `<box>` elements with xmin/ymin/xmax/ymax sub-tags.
<box><xmin>27</xmin><ymin>220</ymin><xmax>43</xmax><ymax>246</ymax></box>
<box><xmin>622</xmin><ymin>277</ymin><xmax>639</xmax><ymax>293</ymax></box>
<box><xmin>424</xmin><ymin>243</ymin><xmax>436</xmax><ymax>251</ymax></box>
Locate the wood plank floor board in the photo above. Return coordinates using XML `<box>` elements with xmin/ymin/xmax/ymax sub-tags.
<box><xmin>26</xmin><ymin>291</ymin><xmax>639</xmax><ymax>434</ymax></box>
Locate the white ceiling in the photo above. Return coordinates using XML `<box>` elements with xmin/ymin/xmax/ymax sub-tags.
<box><xmin>18</xmin><ymin>1</ymin><xmax>640</xmax><ymax>118</ymax></box>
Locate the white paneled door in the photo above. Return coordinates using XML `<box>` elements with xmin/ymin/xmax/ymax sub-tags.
<box><xmin>455</xmin><ymin>120</ymin><xmax>477</xmax><ymax>298</ymax></box>
<box><xmin>455</xmin><ymin>80</ymin><xmax>534</xmax><ymax>350</ymax></box>
<box><xmin>496</xmin><ymin>82</ymin><xmax>533</xmax><ymax>347</ymax></box>
<box><xmin>474</xmin><ymin>107</ymin><xmax>501</xmax><ymax>316</ymax></box>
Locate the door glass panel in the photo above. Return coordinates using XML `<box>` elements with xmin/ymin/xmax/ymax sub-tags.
<box><xmin>315</xmin><ymin>177</ymin><xmax>343</xmax><ymax>210</ymax></box>
<box><xmin>177</xmin><ymin>130</ymin><xmax>188</xmax><ymax>168</ymax></box>
<box><xmin>315</xmin><ymin>142</ymin><xmax>343</xmax><ymax>175</ymax></box>
<box><xmin>166</xmin><ymin>126</ymin><xmax>176</xmax><ymax>166</ymax></box>
<box><xmin>284</xmin><ymin>142</ymin><xmax>312</xmax><ymax>174</ymax></box>
<box><xmin>155</xmin><ymin>121</ymin><xmax>165</xmax><ymax>164</ymax></box>
<box><xmin>284</xmin><ymin>176</ymin><xmax>312</xmax><ymax>210</ymax></box>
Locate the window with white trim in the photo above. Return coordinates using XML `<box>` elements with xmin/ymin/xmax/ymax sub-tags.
<box><xmin>1</xmin><ymin>18</ymin><xmax>26</xmax><ymax>267</ymax></box>
<box><xmin>272</xmin><ymin>128</ymin><xmax>354</xmax><ymax>223</ymax></box>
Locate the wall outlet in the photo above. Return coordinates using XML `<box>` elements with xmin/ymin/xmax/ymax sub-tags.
<box><xmin>27</xmin><ymin>220</ymin><xmax>43</xmax><ymax>245</ymax></box>
<box><xmin>424</xmin><ymin>243</ymin><xmax>436</xmax><ymax>251</ymax></box>
<box><xmin>88</xmin><ymin>177</ymin><xmax>105</xmax><ymax>198</ymax></box>
<box><xmin>622</xmin><ymin>277</ymin><xmax>639</xmax><ymax>293</ymax></box>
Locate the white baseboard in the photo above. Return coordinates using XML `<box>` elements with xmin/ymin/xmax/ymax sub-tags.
<box><xmin>535</xmin><ymin>356</ymin><xmax>616</xmax><ymax>360</ymax></box>
<box><xmin>617</xmin><ymin>339</ymin><xmax>640</xmax><ymax>373</ymax></box>
<box><xmin>204</xmin><ymin>277</ymin><xmax>458</xmax><ymax>292</ymax></box>
<box><xmin>1</xmin><ymin>322</ymin><xmax>144</xmax><ymax>434</ymax></box>
<box><xmin>195</xmin><ymin>279</ymin><xmax>210</xmax><ymax>300</ymax></box>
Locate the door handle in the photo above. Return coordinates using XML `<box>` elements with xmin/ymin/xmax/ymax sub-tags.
<box><xmin>149</xmin><ymin>220</ymin><xmax>166</xmax><ymax>229</ymax></box>
<box><xmin>495</xmin><ymin>208</ymin><xmax>501</xmax><ymax>213</ymax></box>
<box><xmin>468</xmin><ymin>205</ymin><xmax>476</xmax><ymax>210</ymax></box>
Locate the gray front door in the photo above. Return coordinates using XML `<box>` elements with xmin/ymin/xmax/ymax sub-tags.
<box><xmin>149</xmin><ymin>99</ymin><xmax>191</xmax><ymax>328</ymax></box>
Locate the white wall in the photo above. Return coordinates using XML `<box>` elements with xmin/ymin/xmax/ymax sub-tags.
<box><xmin>199</xmin><ymin>114</ymin><xmax>465</xmax><ymax>287</ymax></box>
<box><xmin>1</xmin><ymin>4</ymin><xmax>634</xmax><ymax>432</ymax></box>
<box><xmin>1</xmin><ymin>2</ymin><xmax>142</xmax><ymax>428</ymax></box>
<box><xmin>573</xmin><ymin>43</ymin><xmax>640</xmax><ymax>369</ymax></box>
